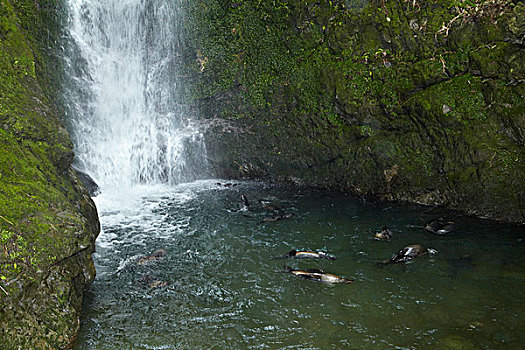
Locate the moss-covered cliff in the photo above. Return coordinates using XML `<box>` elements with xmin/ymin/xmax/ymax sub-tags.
<box><xmin>185</xmin><ymin>0</ymin><xmax>524</xmax><ymax>223</ymax></box>
<box><xmin>0</xmin><ymin>0</ymin><xmax>99</xmax><ymax>348</ymax></box>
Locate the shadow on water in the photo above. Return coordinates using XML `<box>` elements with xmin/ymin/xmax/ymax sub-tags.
<box><xmin>74</xmin><ymin>180</ymin><xmax>525</xmax><ymax>349</ymax></box>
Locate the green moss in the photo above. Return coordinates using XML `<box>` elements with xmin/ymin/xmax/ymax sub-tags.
<box><xmin>0</xmin><ymin>129</ymin><xmax>86</xmax><ymax>294</ymax></box>
<box><xmin>189</xmin><ymin>0</ymin><xmax>524</xmax><ymax>222</ymax></box>
<box><xmin>0</xmin><ymin>0</ymin><xmax>95</xmax><ymax>302</ymax></box>
<box><xmin>408</xmin><ymin>74</ymin><xmax>488</xmax><ymax>124</ymax></box>
<box><xmin>470</xmin><ymin>42</ymin><xmax>525</xmax><ymax>80</ymax></box>
<box><xmin>1</xmin><ymin>0</ymin><xmax>99</xmax><ymax>347</ymax></box>
<box><xmin>0</xmin><ymin>229</ymin><xmax>29</xmax><ymax>280</ymax></box>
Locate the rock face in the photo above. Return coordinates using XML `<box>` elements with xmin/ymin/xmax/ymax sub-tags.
<box><xmin>0</xmin><ymin>0</ymin><xmax>100</xmax><ymax>348</ymax></box>
<box><xmin>73</xmin><ymin>167</ymin><xmax>100</xmax><ymax>197</ymax></box>
<box><xmin>184</xmin><ymin>0</ymin><xmax>524</xmax><ymax>223</ymax></box>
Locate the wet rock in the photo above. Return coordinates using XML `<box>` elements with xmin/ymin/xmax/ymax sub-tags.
<box><xmin>0</xmin><ymin>0</ymin><xmax>100</xmax><ymax>347</ymax></box>
<box><xmin>73</xmin><ymin>167</ymin><xmax>100</xmax><ymax>197</ymax></box>
<box><xmin>194</xmin><ymin>1</ymin><xmax>525</xmax><ymax>224</ymax></box>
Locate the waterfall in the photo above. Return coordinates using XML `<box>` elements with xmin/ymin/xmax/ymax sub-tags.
<box><xmin>63</xmin><ymin>0</ymin><xmax>207</xmax><ymax>191</ymax></box>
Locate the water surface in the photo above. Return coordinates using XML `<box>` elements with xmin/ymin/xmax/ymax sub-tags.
<box><xmin>74</xmin><ymin>180</ymin><xmax>525</xmax><ymax>349</ymax></box>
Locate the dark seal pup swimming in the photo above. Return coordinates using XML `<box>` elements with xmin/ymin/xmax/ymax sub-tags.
<box><xmin>425</xmin><ymin>219</ymin><xmax>456</xmax><ymax>235</ymax></box>
<box><xmin>258</xmin><ymin>213</ymin><xmax>294</xmax><ymax>225</ymax></box>
<box><xmin>138</xmin><ymin>273</ymin><xmax>168</xmax><ymax>289</ymax></box>
<box><xmin>378</xmin><ymin>244</ymin><xmax>437</xmax><ymax>266</ymax></box>
<box><xmin>280</xmin><ymin>266</ymin><xmax>353</xmax><ymax>284</ymax></box>
<box><xmin>137</xmin><ymin>249</ymin><xmax>165</xmax><ymax>265</ymax></box>
<box><xmin>272</xmin><ymin>249</ymin><xmax>336</xmax><ymax>260</ymax></box>
<box><xmin>228</xmin><ymin>194</ymin><xmax>250</xmax><ymax>213</ymax></box>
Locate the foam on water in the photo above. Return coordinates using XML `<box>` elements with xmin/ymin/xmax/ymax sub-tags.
<box><xmin>93</xmin><ymin>180</ymin><xmax>223</xmax><ymax>248</ymax></box>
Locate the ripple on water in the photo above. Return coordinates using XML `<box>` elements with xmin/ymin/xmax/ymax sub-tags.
<box><xmin>75</xmin><ymin>180</ymin><xmax>525</xmax><ymax>349</ymax></box>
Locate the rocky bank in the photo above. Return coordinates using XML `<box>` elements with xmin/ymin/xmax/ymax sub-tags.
<box><xmin>183</xmin><ymin>0</ymin><xmax>524</xmax><ymax>223</ymax></box>
<box><xmin>0</xmin><ymin>0</ymin><xmax>99</xmax><ymax>348</ymax></box>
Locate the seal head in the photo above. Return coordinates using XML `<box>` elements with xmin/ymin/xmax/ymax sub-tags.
<box><xmin>375</xmin><ymin>226</ymin><xmax>393</xmax><ymax>240</ymax></box>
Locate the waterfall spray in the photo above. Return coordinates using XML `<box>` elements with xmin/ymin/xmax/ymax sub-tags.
<box><xmin>64</xmin><ymin>0</ymin><xmax>207</xmax><ymax>191</ymax></box>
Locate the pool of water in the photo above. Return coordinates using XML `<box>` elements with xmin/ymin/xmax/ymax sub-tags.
<box><xmin>74</xmin><ymin>180</ymin><xmax>525</xmax><ymax>349</ymax></box>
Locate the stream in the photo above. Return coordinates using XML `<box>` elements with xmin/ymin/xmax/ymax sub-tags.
<box><xmin>73</xmin><ymin>180</ymin><xmax>525</xmax><ymax>349</ymax></box>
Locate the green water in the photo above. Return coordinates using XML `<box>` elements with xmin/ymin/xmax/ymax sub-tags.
<box><xmin>74</xmin><ymin>180</ymin><xmax>525</xmax><ymax>349</ymax></box>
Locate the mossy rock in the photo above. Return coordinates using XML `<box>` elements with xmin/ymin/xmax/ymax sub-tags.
<box><xmin>0</xmin><ymin>0</ymin><xmax>100</xmax><ymax>348</ymax></box>
<box><xmin>189</xmin><ymin>0</ymin><xmax>524</xmax><ymax>223</ymax></box>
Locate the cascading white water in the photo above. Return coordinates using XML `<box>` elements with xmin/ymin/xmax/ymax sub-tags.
<box><xmin>64</xmin><ymin>0</ymin><xmax>207</xmax><ymax>191</ymax></box>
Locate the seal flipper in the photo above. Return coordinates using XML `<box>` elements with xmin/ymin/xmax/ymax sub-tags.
<box><xmin>388</xmin><ymin>250</ymin><xmax>405</xmax><ymax>264</ymax></box>
<box><xmin>388</xmin><ymin>246</ymin><xmax>415</xmax><ymax>263</ymax></box>
<box><xmin>239</xmin><ymin>194</ymin><xmax>250</xmax><ymax>212</ymax></box>
<box><xmin>241</xmin><ymin>194</ymin><xmax>250</xmax><ymax>208</ymax></box>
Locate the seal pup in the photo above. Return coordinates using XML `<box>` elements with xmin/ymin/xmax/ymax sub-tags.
<box><xmin>378</xmin><ymin>244</ymin><xmax>437</xmax><ymax>266</ymax></box>
<box><xmin>425</xmin><ymin>219</ymin><xmax>456</xmax><ymax>235</ymax></box>
<box><xmin>259</xmin><ymin>200</ymin><xmax>280</xmax><ymax>212</ymax></box>
<box><xmin>374</xmin><ymin>226</ymin><xmax>393</xmax><ymax>240</ymax></box>
<box><xmin>258</xmin><ymin>213</ymin><xmax>294</xmax><ymax>225</ymax></box>
<box><xmin>272</xmin><ymin>249</ymin><xmax>336</xmax><ymax>260</ymax></box>
<box><xmin>436</xmin><ymin>222</ymin><xmax>456</xmax><ymax>235</ymax></box>
<box><xmin>137</xmin><ymin>249</ymin><xmax>166</xmax><ymax>265</ymax></box>
<box><xmin>280</xmin><ymin>266</ymin><xmax>353</xmax><ymax>284</ymax></box>
<box><xmin>228</xmin><ymin>194</ymin><xmax>250</xmax><ymax>214</ymax></box>
<box><xmin>138</xmin><ymin>273</ymin><xmax>168</xmax><ymax>289</ymax></box>
<box><xmin>424</xmin><ymin>219</ymin><xmax>443</xmax><ymax>233</ymax></box>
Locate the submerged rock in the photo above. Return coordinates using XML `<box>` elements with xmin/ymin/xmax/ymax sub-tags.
<box><xmin>258</xmin><ymin>213</ymin><xmax>294</xmax><ymax>225</ymax></box>
<box><xmin>434</xmin><ymin>334</ymin><xmax>478</xmax><ymax>350</ymax></box>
